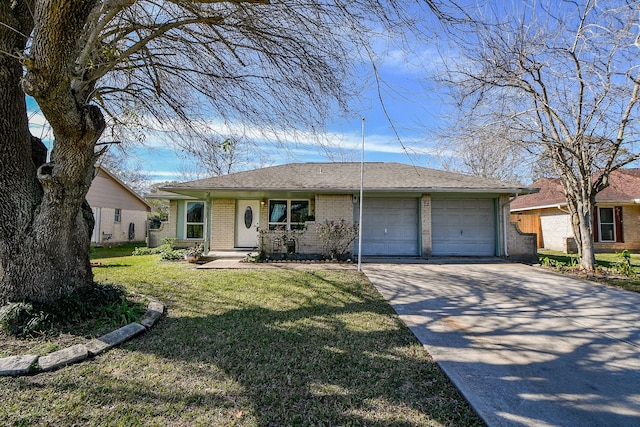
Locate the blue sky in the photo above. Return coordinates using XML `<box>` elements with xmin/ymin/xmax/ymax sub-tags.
<box><xmin>28</xmin><ymin>56</ymin><xmax>450</xmax><ymax>184</ymax></box>
<box><xmin>26</xmin><ymin>9</ymin><xmax>455</xmax><ymax>184</ymax></box>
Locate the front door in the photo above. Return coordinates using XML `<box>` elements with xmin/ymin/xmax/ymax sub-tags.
<box><xmin>236</xmin><ymin>200</ymin><xmax>260</xmax><ymax>248</ymax></box>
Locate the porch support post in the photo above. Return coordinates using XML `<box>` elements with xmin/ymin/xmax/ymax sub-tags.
<box><xmin>204</xmin><ymin>192</ymin><xmax>211</xmax><ymax>254</ymax></box>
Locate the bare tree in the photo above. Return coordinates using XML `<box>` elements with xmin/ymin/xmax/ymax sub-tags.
<box><xmin>438</xmin><ymin>126</ymin><xmax>530</xmax><ymax>183</ymax></box>
<box><xmin>175</xmin><ymin>129</ymin><xmax>271</xmax><ymax>179</ymax></box>
<box><xmin>0</xmin><ymin>1</ymin><xmax>452</xmax><ymax>303</ymax></box>
<box><xmin>97</xmin><ymin>146</ymin><xmax>151</xmax><ymax>194</ymax></box>
<box><xmin>441</xmin><ymin>0</ymin><xmax>640</xmax><ymax>271</ymax></box>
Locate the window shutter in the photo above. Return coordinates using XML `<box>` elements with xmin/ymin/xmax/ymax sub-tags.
<box><xmin>615</xmin><ymin>206</ymin><xmax>624</xmax><ymax>243</ymax></box>
<box><xmin>592</xmin><ymin>207</ymin><xmax>599</xmax><ymax>243</ymax></box>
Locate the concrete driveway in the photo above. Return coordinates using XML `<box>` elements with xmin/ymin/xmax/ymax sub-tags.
<box><xmin>363</xmin><ymin>260</ymin><xmax>640</xmax><ymax>427</ymax></box>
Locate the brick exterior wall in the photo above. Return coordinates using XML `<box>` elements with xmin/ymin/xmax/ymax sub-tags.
<box><xmin>593</xmin><ymin>204</ymin><xmax>640</xmax><ymax>253</ymax></box>
<box><xmin>514</xmin><ymin>205</ymin><xmax>640</xmax><ymax>254</ymax></box>
<box><xmin>316</xmin><ymin>194</ymin><xmax>354</xmax><ymax>222</ymax></box>
<box><xmin>500</xmin><ymin>195</ymin><xmax>537</xmax><ymax>260</ymax></box>
<box><xmin>507</xmin><ymin>221</ymin><xmax>538</xmax><ymax>261</ymax></box>
<box><xmin>211</xmin><ymin>199</ymin><xmax>235</xmax><ymax>250</ymax></box>
<box><xmin>421</xmin><ymin>194</ymin><xmax>432</xmax><ymax>256</ymax></box>
<box><xmin>147</xmin><ymin>200</ymin><xmax>178</xmax><ymax>247</ymax></box>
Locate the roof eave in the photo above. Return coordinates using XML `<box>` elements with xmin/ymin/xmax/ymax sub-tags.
<box><xmin>158</xmin><ymin>186</ymin><xmax>536</xmax><ymax>197</ymax></box>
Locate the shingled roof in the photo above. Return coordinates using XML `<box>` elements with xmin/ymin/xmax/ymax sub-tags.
<box><xmin>511</xmin><ymin>168</ymin><xmax>640</xmax><ymax>211</ymax></box>
<box><xmin>161</xmin><ymin>162</ymin><xmax>533</xmax><ymax>196</ymax></box>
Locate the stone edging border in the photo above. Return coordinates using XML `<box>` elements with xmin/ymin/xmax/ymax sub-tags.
<box><xmin>0</xmin><ymin>299</ymin><xmax>166</xmax><ymax>377</ymax></box>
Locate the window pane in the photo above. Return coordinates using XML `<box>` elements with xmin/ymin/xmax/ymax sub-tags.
<box><xmin>600</xmin><ymin>208</ymin><xmax>614</xmax><ymax>223</ymax></box>
<box><xmin>187</xmin><ymin>202</ymin><xmax>204</xmax><ymax>223</ymax></box>
<box><xmin>269</xmin><ymin>201</ymin><xmax>287</xmax><ymax>223</ymax></box>
<box><xmin>599</xmin><ymin>208</ymin><xmax>615</xmax><ymax>241</ymax></box>
<box><xmin>187</xmin><ymin>224</ymin><xmax>203</xmax><ymax>239</ymax></box>
<box><xmin>290</xmin><ymin>201</ymin><xmax>309</xmax><ymax>223</ymax></box>
<box><xmin>600</xmin><ymin>224</ymin><xmax>614</xmax><ymax>241</ymax></box>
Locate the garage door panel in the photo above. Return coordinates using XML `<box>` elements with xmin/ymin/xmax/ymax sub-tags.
<box><xmin>432</xmin><ymin>198</ymin><xmax>496</xmax><ymax>256</ymax></box>
<box><xmin>360</xmin><ymin>198</ymin><xmax>419</xmax><ymax>256</ymax></box>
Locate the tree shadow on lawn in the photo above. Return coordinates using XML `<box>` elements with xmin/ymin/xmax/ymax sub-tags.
<box><xmin>119</xmin><ymin>271</ymin><xmax>484</xmax><ymax>426</ymax></box>
<box><xmin>128</xmin><ymin>301</ymin><xmax>483</xmax><ymax>426</ymax></box>
<box><xmin>1</xmin><ymin>271</ymin><xmax>483</xmax><ymax>426</ymax></box>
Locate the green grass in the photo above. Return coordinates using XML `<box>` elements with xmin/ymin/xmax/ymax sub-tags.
<box><xmin>538</xmin><ymin>249</ymin><xmax>640</xmax><ymax>293</ymax></box>
<box><xmin>91</xmin><ymin>243</ymin><xmax>139</xmax><ymax>259</ymax></box>
<box><xmin>1</xmin><ymin>246</ymin><xmax>483</xmax><ymax>426</ymax></box>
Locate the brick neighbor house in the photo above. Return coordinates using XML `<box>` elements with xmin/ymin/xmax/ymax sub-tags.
<box><xmin>511</xmin><ymin>168</ymin><xmax>640</xmax><ymax>253</ymax></box>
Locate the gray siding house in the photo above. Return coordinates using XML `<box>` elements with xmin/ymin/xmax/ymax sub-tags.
<box><xmin>149</xmin><ymin>162</ymin><xmax>537</xmax><ymax>259</ymax></box>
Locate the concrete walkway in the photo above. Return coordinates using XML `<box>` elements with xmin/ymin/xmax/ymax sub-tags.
<box><xmin>363</xmin><ymin>261</ymin><xmax>640</xmax><ymax>427</ymax></box>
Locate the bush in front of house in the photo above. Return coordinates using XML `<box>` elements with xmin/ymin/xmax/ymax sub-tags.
<box><xmin>315</xmin><ymin>219</ymin><xmax>358</xmax><ymax>260</ymax></box>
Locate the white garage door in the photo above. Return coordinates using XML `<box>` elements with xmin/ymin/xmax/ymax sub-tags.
<box><xmin>431</xmin><ymin>198</ymin><xmax>496</xmax><ymax>256</ymax></box>
<box><xmin>360</xmin><ymin>198</ymin><xmax>419</xmax><ymax>256</ymax></box>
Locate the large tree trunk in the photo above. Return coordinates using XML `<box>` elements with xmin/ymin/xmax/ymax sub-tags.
<box><xmin>565</xmin><ymin>188</ymin><xmax>597</xmax><ymax>272</ymax></box>
<box><xmin>0</xmin><ymin>53</ymin><xmax>98</xmax><ymax>304</ymax></box>
<box><xmin>0</xmin><ymin>1</ymin><xmax>103</xmax><ymax>304</ymax></box>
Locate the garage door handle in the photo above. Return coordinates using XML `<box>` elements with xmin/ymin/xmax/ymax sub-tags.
<box><xmin>460</xmin><ymin>230</ymin><xmax>463</xmax><ymax>235</ymax></box>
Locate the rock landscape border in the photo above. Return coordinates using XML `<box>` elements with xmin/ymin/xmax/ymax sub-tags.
<box><xmin>0</xmin><ymin>299</ymin><xmax>165</xmax><ymax>376</ymax></box>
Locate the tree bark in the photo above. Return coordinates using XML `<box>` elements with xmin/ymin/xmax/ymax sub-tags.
<box><xmin>0</xmin><ymin>1</ymin><xmax>102</xmax><ymax>304</ymax></box>
<box><xmin>563</xmin><ymin>181</ymin><xmax>597</xmax><ymax>271</ymax></box>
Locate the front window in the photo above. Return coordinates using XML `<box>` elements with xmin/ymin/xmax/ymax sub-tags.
<box><xmin>599</xmin><ymin>207</ymin><xmax>615</xmax><ymax>242</ymax></box>
<box><xmin>268</xmin><ymin>200</ymin><xmax>309</xmax><ymax>230</ymax></box>
<box><xmin>114</xmin><ymin>208</ymin><xmax>121</xmax><ymax>223</ymax></box>
<box><xmin>186</xmin><ymin>201</ymin><xmax>204</xmax><ymax>239</ymax></box>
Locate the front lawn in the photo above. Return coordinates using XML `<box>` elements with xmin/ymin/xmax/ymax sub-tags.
<box><xmin>538</xmin><ymin>249</ymin><xmax>640</xmax><ymax>293</ymax></box>
<box><xmin>0</xmin><ymin>248</ymin><xmax>483</xmax><ymax>426</ymax></box>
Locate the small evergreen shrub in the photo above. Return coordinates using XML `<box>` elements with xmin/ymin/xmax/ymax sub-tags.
<box><xmin>0</xmin><ymin>302</ymin><xmax>50</xmax><ymax>337</ymax></box>
<box><xmin>161</xmin><ymin>249</ymin><xmax>185</xmax><ymax>260</ymax></box>
<box><xmin>0</xmin><ymin>283</ymin><xmax>144</xmax><ymax>337</ymax></box>
<box><xmin>132</xmin><ymin>238</ymin><xmax>177</xmax><ymax>256</ymax></box>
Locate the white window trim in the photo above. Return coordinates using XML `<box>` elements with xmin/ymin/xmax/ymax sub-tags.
<box><xmin>185</xmin><ymin>201</ymin><xmax>205</xmax><ymax>240</ymax></box>
<box><xmin>598</xmin><ymin>206</ymin><xmax>616</xmax><ymax>242</ymax></box>
<box><xmin>268</xmin><ymin>199</ymin><xmax>310</xmax><ymax>230</ymax></box>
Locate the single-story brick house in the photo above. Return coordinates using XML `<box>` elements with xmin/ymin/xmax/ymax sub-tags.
<box><xmin>510</xmin><ymin>168</ymin><xmax>640</xmax><ymax>253</ymax></box>
<box><xmin>88</xmin><ymin>166</ymin><xmax>151</xmax><ymax>244</ymax></box>
<box><xmin>148</xmin><ymin>162</ymin><xmax>537</xmax><ymax>259</ymax></box>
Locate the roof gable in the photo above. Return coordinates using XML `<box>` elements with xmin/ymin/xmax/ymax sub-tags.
<box><xmin>87</xmin><ymin>167</ymin><xmax>151</xmax><ymax>211</ymax></box>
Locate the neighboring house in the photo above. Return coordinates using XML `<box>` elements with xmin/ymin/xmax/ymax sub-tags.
<box><xmin>148</xmin><ymin>162</ymin><xmax>537</xmax><ymax>259</ymax></box>
<box><xmin>87</xmin><ymin>166</ymin><xmax>151</xmax><ymax>244</ymax></box>
<box><xmin>510</xmin><ymin>168</ymin><xmax>640</xmax><ymax>253</ymax></box>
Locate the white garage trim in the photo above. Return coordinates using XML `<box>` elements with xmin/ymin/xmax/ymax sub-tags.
<box><xmin>431</xmin><ymin>198</ymin><xmax>497</xmax><ymax>256</ymax></box>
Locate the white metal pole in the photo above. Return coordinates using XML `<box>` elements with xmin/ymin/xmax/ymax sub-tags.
<box><xmin>357</xmin><ymin>117</ymin><xmax>365</xmax><ymax>272</ymax></box>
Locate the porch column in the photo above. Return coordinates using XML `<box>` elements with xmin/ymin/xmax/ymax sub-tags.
<box><xmin>421</xmin><ymin>194</ymin><xmax>432</xmax><ymax>257</ymax></box>
<box><xmin>204</xmin><ymin>192</ymin><xmax>211</xmax><ymax>254</ymax></box>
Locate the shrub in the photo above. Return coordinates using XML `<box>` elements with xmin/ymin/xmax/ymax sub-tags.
<box><xmin>133</xmin><ymin>238</ymin><xmax>177</xmax><ymax>256</ymax></box>
<box><xmin>132</xmin><ymin>246</ymin><xmax>161</xmax><ymax>255</ymax></box>
<box><xmin>614</xmin><ymin>249</ymin><xmax>636</xmax><ymax>277</ymax></box>
<box><xmin>161</xmin><ymin>249</ymin><xmax>185</xmax><ymax>260</ymax></box>
<box><xmin>316</xmin><ymin>219</ymin><xmax>358</xmax><ymax>260</ymax></box>
<box><xmin>0</xmin><ymin>283</ymin><xmax>144</xmax><ymax>337</ymax></box>
<box><xmin>0</xmin><ymin>302</ymin><xmax>50</xmax><ymax>337</ymax></box>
